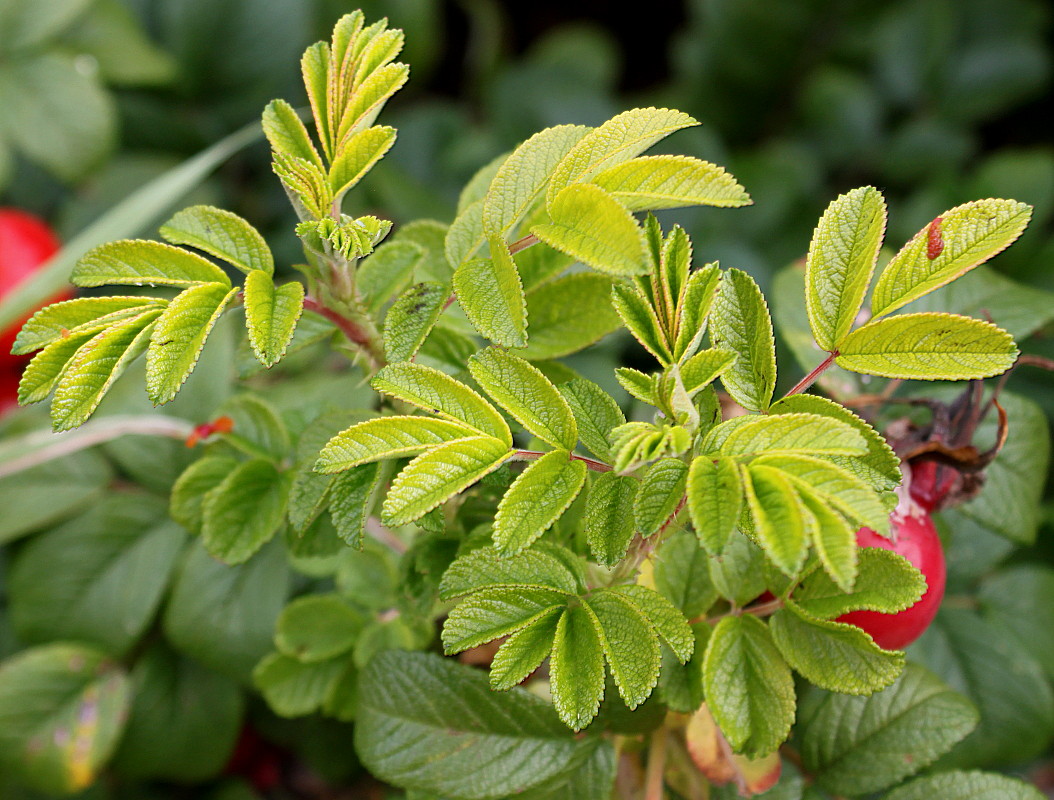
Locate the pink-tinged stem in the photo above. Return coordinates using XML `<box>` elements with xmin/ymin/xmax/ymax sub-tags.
<box><xmin>511</xmin><ymin>449</ymin><xmax>613</xmax><ymax>472</ymax></box>
<box><xmin>302</xmin><ymin>296</ymin><xmax>384</xmax><ymax>369</ymax></box>
<box><xmin>508</xmin><ymin>233</ymin><xmax>540</xmax><ymax>255</ymax></box>
<box><xmin>785</xmin><ymin>351</ymin><xmax>839</xmax><ymax>397</ymax></box>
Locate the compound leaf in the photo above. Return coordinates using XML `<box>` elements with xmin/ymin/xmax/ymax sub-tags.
<box><xmin>243</xmin><ymin>271</ymin><xmax>304</xmax><ymax>368</ymax></box>
<box><xmin>12</xmin><ymin>296</ymin><xmax>166</xmax><ymax>356</ymax></box>
<box><xmin>490</xmin><ymin>608</ymin><xmax>562</xmax><ymax>691</ymax></box>
<box><xmin>442</xmin><ymin>587</ymin><xmax>568</xmax><ymax>654</ymax></box>
<box><xmin>608</xmin><ymin>583</ymin><xmax>694</xmax><ymax>662</ymax></box>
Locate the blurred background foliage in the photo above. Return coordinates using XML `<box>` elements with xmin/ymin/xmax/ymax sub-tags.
<box><xmin>0</xmin><ymin>0</ymin><xmax>1052</xmax><ymax>796</ymax></box>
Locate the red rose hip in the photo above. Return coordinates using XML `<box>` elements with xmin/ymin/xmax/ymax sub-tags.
<box><xmin>0</xmin><ymin>208</ymin><xmax>63</xmax><ymax>370</ymax></box>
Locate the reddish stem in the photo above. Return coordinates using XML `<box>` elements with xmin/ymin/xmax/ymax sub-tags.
<box><xmin>511</xmin><ymin>449</ymin><xmax>612</xmax><ymax>472</ymax></box>
<box><xmin>785</xmin><ymin>351</ymin><xmax>839</xmax><ymax>397</ymax></box>
<box><xmin>508</xmin><ymin>233</ymin><xmax>540</xmax><ymax>255</ymax></box>
<box><xmin>302</xmin><ymin>296</ymin><xmax>384</xmax><ymax>369</ymax></box>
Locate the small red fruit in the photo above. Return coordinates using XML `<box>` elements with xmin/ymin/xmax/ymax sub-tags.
<box><xmin>908</xmin><ymin>459</ymin><xmax>957</xmax><ymax>512</ymax></box>
<box><xmin>837</xmin><ymin>508</ymin><xmax>946</xmax><ymax>650</ymax></box>
<box><xmin>0</xmin><ymin>208</ymin><xmax>64</xmax><ymax>370</ymax></box>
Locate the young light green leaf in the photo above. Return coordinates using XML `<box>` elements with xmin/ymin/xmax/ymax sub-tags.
<box><xmin>146</xmin><ymin>282</ymin><xmax>237</xmax><ymax>404</ymax></box>
<box><xmin>274</xmin><ymin>152</ymin><xmax>333</xmax><ymax>218</ymax></box>
<box><xmin>50</xmin><ymin>308</ymin><xmax>162</xmax><ymax>431</ymax></box>
<box><xmin>611</xmin><ymin>283</ymin><xmax>672</xmax><ymax>364</ymax></box>
<box><xmin>719</xmin><ymin>413</ymin><xmax>867</xmax><ymax>457</ymax></box>
<box><xmin>703</xmin><ymin>615</ymin><xmax>795</xmax><ymax>757</ymax></box>
<box><xmin>558</xmin><ymin>377</ymin><xmax>625</xmax><ymax>462</ymax></box>
<box><xmin>383</xmin><ymin>281</ymin><xmax>447</xmax><ymax>362</ymax></box>
<box><xmin>796</xmin><ymin>547</ymin><xmax>925</xmax><ymax>619</ymax></box>
<box><xmin>301</xmin><ymin>41</ymin><xmax>331</xmax><ymax>158</ymax></box>
<box><xmin>275</xmin><ymin>594</ymin><xmax>364</xmax><ymax>663</ymax></box>
<box><xmin>262</xmin><ymin>98</ymin><xmax>324</xmax><ymax>169</ymax></box>
<box><xmin>201</xmin><ymin>459</ymin><xmax>291</xmax><ymax>565</ymax></box>
<box><xmin>799</xmin><ymin>664</ymin><xmax>979</xmax><ymax>796</ymax></box>
<box><xmin>12</xmin><ymin>296</ymin><xmax>167</xmax><ymax>355</ymax></box>
<box><xmin>160</xmin><ymin>205</ymin><xmax>274</xmax><ymax>275</ymax></box>
<box><xmin>443</xmin><ymin>587</ymin><xmax>568</xmax><ymax>654</ymax></box>
<box><xmin>615</xmin><ymin>367</ymin><xmax>659</xmax><ymax>406</ymax></box>
<box><xmin>681</xmin><ymin>348</ymin><xmax>737</xmax><ymax>394</ymax></box>
<box><xmin>710</xmin><ymin>268</ymin><xmax>776</xmax><ymax>411</ymax></box>
<box><xmin>482</xmin><ymin>124</ymin><xmax>592</xmax><ymax>236</ymax></box>
<box><xmin>317</xmin><ymin>416</ymin><xmax>477</xmax><ymax>473</ymax></box>
<box><xmin>490</xmin><ymin>608</ymin><xmax>562</xmax><ymax>691</ymax></box>
<box><xmin>835</xmin><ymin>313</ymin><xmax>1018</xmax><ymax>380</ymax></box>
<box><xmin>493</xmin><ymin>451</ymin><xmax>587</xmax><ymax>555</ymax></box>
<box><xmin>439</xmin><ymin>545</ymin><xmax>580</xmax><ymax>599</ymax></box>
<box><xmin>770</xmin><ymin>603</ymin><xmax>903</xmax><ymax>694</ymax></box>
<box><xmin>550</xmin><ymin>605</ymin><xmax>605</xmax><ymax>731</ymax></box>
<box><xmin>382</xmin><ymin>435</ymin><xmax>511</xmax><ymax>525</ymax></box>
<box><xmin>252</xmin><ymin>652</ymin><xmax>345</xmax><ymax>718</ymax></box>
<box><xmin>337</xmin><ymin>62</ymin><xmax>409</xmax><ymax>142</ymax></box>
<box><xmin>805</xmin><ymin>186</ymin><xmax>887</xmax><ymax>350</ymax></box>
<box><xmin>329</xmin><ymin>462</ymin><xmax>382</xmax><ymax>548</ymax></box>
<box><xmin>673</xmin><ymin>263</ymin><xmax>721</xmax><ymax>361</ymax></box>
<box><xmin>743</xmin><ymin>465</ymin><xmax>808</xmax><ymax>577</ymax></box>
<box><xmin>591</xmin><ymin>155</ymin><xmax>750</xmax><ymax>212</ymax></box>
<box><xmin>73</xmin><ymin>240</ymin><xmax>231</xmax><ymax>288</ymax></box>
<box><xmin>546</xmin><ymin>108</ymin><xmax>698</xmax><ymax>205</ymax></box>
<box><xmin>583</xmin><ymin>471</ymin><xmax>638</xmax><ymax>566</ymax></box>
<box><xmin>634</xmin><ymin>457</ymin><xmax>687</xmax><ymax>537</ymax></box>
<box><xmin>445</xmin><ymin>199</ymin><xmax>486</xmax><ymax>270</ymax></box>
<box><xmin>453</xmin><ymin>237</ymin><xmax>527</xmax><ymax>348</ymax></box>
<box><xmin>243</xmin><ymin>271</ymin><xmax>304</xmax><ymax>368</ymax></box>
<box><xmin>371</xmin><ymin>362</ymin><xmax>511</xmax><ymax>444</ymax></box>
<box><xmin>884</xmin><ymin>771</ymin><xmax>1045</xmax><ymax>800</ymax></box>
<box><xmin>608</xmin><ymin>584</ymin><xmax>694</xmax><ymax>662</ymax></box>
<box><xmin>468</xmin><ymin>347</ymin><xmax>577</xmax><ymax>450</ymax></box>
<box><xmin>532</xmin><ymin>184</ymin><xmax>649</xmax><ymax>276</ymax></box>
<box><xmin>519</xmin><ymin>272</ymin><xmax>621</xmax><ymax>359</ymax></box>
<box><xmin>871</xmin><ymin>199</ymin><xmax>1032</xmax><ymax>318</ymax></box>
<box><xmin>798</xmin><ymin>490</ymin><xmax>858</xmax><ymax>592</ymax></box>
<box><xmin>584</xmin><ymin>591</ymin><xmax>661</xmax><ymax>709</ymax></box>
<box><xmin>687</xmin><ymin>456</ymin><xmax>742</xmax><ymax>555</ymax></box>
<box><xmin>330</xmin><ymin>125</ymin><xmax>396</xmax><ymax>201</ymax></box>
<box><xmin>16</xmin><ymin>325</ymin><xmax>112</xmax><ymax>405</ymax></box>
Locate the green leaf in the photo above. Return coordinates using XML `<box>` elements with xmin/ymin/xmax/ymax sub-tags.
<box><xmin>73</xmin><ymin>239</ymin><xmax>231</xmax><ymax>288</ymax></box>
<box><xmin>494</xmin><ymin>451</ymin><xmax>587</xmax><ymax>555</ymax></box>
<box><xmin>330</xmin><ymin>125</ymin><xmax>396</xmax><ymax>201</ymax></box>
<box><xmin>0</xmin><ymin>0</ymin><xmax>93</xmax><ymax>50</ymax></box>
<box><xmin>201</xmin><ymin>459</ymin><xmax>291</xmax><ymax>565</ymax></box>
<box><xmin>884</xmin><ymin>771</ymin><xmax>1045</xmax><ymax>800</ymax></box>
<box><xmin>482</xmin><ymin>124</ymin><xmax>591</xmax><ymax>236</ymax></box>
<box><xmin>338</xmin><ymin>62</ymin><xmax>409</xmax><ymax>142</ymax></box>
<box><xmin>490</xmin><ymin>609</ymin><xmax>562</xmax><ymax>690</ymax></box>
<box><xmin>383</xmin><ymin>281</ymin><xmax>447</xmax><ymax>363</ymax></box>
<box><xmin>836</xmin><ymin>313</ymin><xmax>1018</xmax><ymax>380</ymax></box>
<box><xmin>674</xmin><ymin>264</ymin><xmax>721</xmax><ymax>360</ymax></box>
<box><xmin>980</xmin><ymin>565</ymin><xmax>1054</xmax><ymax>680</ymax></box>
<box><xmin>546</xmin><ymin>107</ymin><xmax>698</xmax><ymax>204</ymax></box>
<box><xmin>243</xmin><ymin>271</ymin><xmax>304</xmax><ymax>368</ymax></box>
<box><xmin>805</xmin><ymin>187</ymin><xmax>887</xmax><ymax>350</ymax></box>
<box><xmin>770</xmin><ymin>603</ymin><xmax>903</xmax><ymax>693</ymax></box>
<box><xmin>219</xmin><ymin>394</ymin><xmax>291</xmax><ymax>461</ymax></box>
<box><xmin>717</xmin><ymin>414</ymin><xmax>867</xmax><ymax>458</ymax></box>
<box><xmin>550</xmin><ymin>605</ymin><xmax>605</xmax><ymax>730</ymax></box>
<box><xmin>454</xmin><ymin>238</ymin><xmax>527</xmax><ymax>348</ymax></box>
<box><xmin>253</xmin><ymin>652</ymin><xmax>345</xmax><ymax>718</ymax></box>
<box><xmin>358</xmin><ymin>240</ymin><xmax>424</xmax><ymax>311</ymax></box>
<box><xmin>796</xmin><ymin>548</ymin><xmax>926</xmax><ymax>618</ymax></box>
<box><xmin>519</xmin><ymin>272</ymin><xmax>621</xmax><ymax>359</ymax></box>
<box><xmin>583</xmin><ymin>471</ymin><xmax>638</xmax><ymax>566</ymax></box>
<box><xmin>708</xmin><ymin>531</ymin><xmax>768</xmax><ymax>607</ymax></box>
<box><xmin>687</xmin><ymin>456</ymin><xmax>742</xmax><ymax>555</ymax></box>
<box><xmin>443</xmin><ymin>587</ymin><xmax>568</xmax><ymax>654</ymax></box>
<box><xmin>262</xmin><ymin>98</ymin><xmax>323</xmax><ymax>169</ymax></box>
<box><xmin>871</xmin><ymin>199</ymin><xmax>1032</xmax><ymax>318</ymax></box>
<box><xmin>164</xmin><ymin>540</ymin><xmax>290</xmax><ymax>680</ymax></box>
<box><xmin>317</xmin><ymin>416</ymin><xmax>477</xmax><ymax>473</ymax></box>
<box><xmin>634</xmin><ymin>457</ymin><xmax>687</xmax><ymax>536</ymax></box>
<box><xmin>12</xmin><ymin>296</ymin><xmax>167</xmax><ymax>355</ymax></box>
<box><xmin>160</xmin><ymin>205</ymin><xmax>274</xmax><ymax>275</ymax></box>
<box><xmin>329</xmin><ymin>463</ymin><xmax>382</xmax><ymax>548</ymax></box>
<box><xmin>371</xmin><ymin>362</ymin><xmax>511</xmax><ymax>444</ymax></box>
<box><xmin>743</xmin><ymin>465</ymin><xmax>808</xmax><ymax>577</ymax></box>
<box><xmin>16</xmin><ymin>324</ymin><xmax>115</xmax><ymax>405</ymax></box>
<box><xmin>681</xmin><ymin>348</ymin><xmax>737</xmax><ymax>394</ymax></box>
<box><xmin>146</xmin><ymin>282</ymin><xmax>236</xmax><ymax>404</ymax></box>
<box><xmin>50</xmin><ymin>307</ymin><xmax>162</xmax><ymax>431</ymax></box>
<box><xmin>439</xmin><ymin>545</ymin><xmax>580</xmax><ymax>599</ymax></box>
<box><xmin>533</xmin><ymin>184</ymin><xmax>649</xmax><ymax>276</ymax></box>
<box><xmin>275</xmin><ymin>594</ymin><xmax>365</xmax><ymax>662</ymax></box>
<box><xmin>9</xmin><ymin>495</ymin><xmax>185</xmax><ymax>657</ymax></box>
<box><xmin>799</xmin><ymin>663</ymin><xmax>979</xmax><ymax>795</ymax></box>
<box><xmin>591</xmin><ymin>155</ymin><xmax>750</xmax><ymax>211</ymax></box>
<box><xmin>558</xmin><ymin>377</ymin><xmax>625</xmax><ymax>462</ymax></box>
<box><xmin>710</xmin><ymin>268</ymin><xmax>776</xmax><ymax>411</ymax></box>
<box><xmin>585</xmin><ymin>592</ymin><xmax>661</xmax><ymax>708</ymax></box>
<box><xmin>469</xmin><ymin>347</ymin><xmax>577</xmax><ymax>450</ymax></box>
<box><xmin>0</xmin><ymin>644</ymin><xmax>130</xmax><ymax>795</ymax></box>
<box><xmin>445</xmin><ymin>199</ymin><xmax>486</xmax><ymax>270</ymax></box>
<box><xmin>652</xmin><ymin>531</ymin><xmax>718</xmax><ymax>619</ymax></box>
<box><xmin>703</xmin><ymin>615</ymin><xmax>795</xmax><ymax>757</ymax></box>
<box><xmin>616</xmin><ymin>367</ymin><xmax>658</xmax><ymax>406</ymax></box>
<box><xmin>301</xmin><ymin>41</ymin><xmax>331</xmax><ymax>156</ymax></box>
<box><xmin>383</xmin><ymin>436</ymin><xmax>511</xmax><ymax>525</ymax></box>
<box><xmin>611</xmin><ymin>283</ymin><xmax>671</xmax><ymax>364</ymax></box>
<box><xmin>797</xmin><ymin>491</ymin><xmax>858</xmax><ymax>593</ymax></box>
<box><xmin>910</xmin><ymin>608</ymin><xmax>1054</xmax><ymax>768</ymax></box>
<box><xmin>111</xmin><ymin>643</ymin><xmax>242</xmax><ymax>782</ymax></box>
<box><xmin>608</xmin><ymin>584</ymin><xmax>694</xmax><ymax>662</ymax></box>
<box><xmin>170</xmin><ymin>455</ymin><xmax>239</xmax><ymax>533</ymax></box>
<box><xmin>356</xmin><ymin>651</ymin><xmax>598</xmax><ymax>799</ymax></box>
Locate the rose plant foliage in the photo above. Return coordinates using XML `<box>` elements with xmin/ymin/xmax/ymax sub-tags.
<box><xmin>0</xmin><ymin>11</ymin><xmax>1050</xmax><ymax>800</ymax></box>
